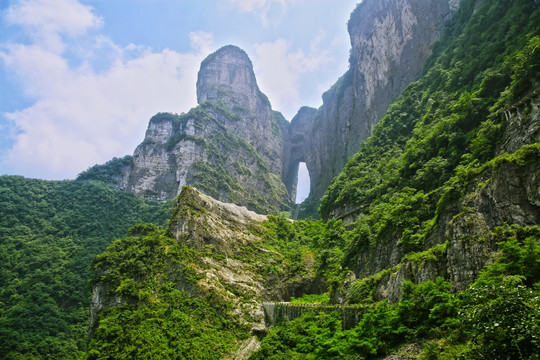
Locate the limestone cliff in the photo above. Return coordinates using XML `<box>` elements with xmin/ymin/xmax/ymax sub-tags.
<box><xmin>301</xmin><ymin>0</ymin><xmax>460</xmax><ymax>199</ymax></box>
<box><xmin>281</xmin><ymin>106</ymin><xmax>317</xmax><ymax>202</ymax></box>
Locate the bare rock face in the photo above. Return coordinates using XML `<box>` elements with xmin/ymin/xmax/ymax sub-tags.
<box><xmin>498</xmin><ymin>89</ymin><xmax>540</xmax><ymax>154</ymax></box>
<box><xmin>304</xmin><ymin>0</ymin><xmax>460</xmax><ymax>199</ymax></box>
<box><xmin>281</xmin><ymin>106</ymin><xmax>317</xmax><ymax>202</ymax></box>
<box><xmin>196</xmin><ymin>45</ymin><xmax>284</xmax><ymax>177</ymax></box>
<box><xmin>197</xmin><ymin>45</ymin><xmax>260</xmax><ymax>115</ymax></box>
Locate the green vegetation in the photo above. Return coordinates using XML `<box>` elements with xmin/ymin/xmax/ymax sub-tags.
<box><xmin>320</xmin><ymin>0</ymin><xmax>540</xmax><ymax>262</ymax></box>
<box><xmin>297</xmin><ymin>195</ymin><xmax>321</xmax><ymax>220</ymax></box>
<box><xmin>165</xmin><ymin>101</ymin><xmax>290</xmax><ymax>214</ymax></box>
<box><xmin>77</xmin><ymin>156</ymin><xmax>133</xmax><ymax>185</ymax></box>
<box><xmin>290</xmin><ymin>293</ymin><xmax>330</xmax><ymax>304</ymax></box>
<box><xmin>251</xmin><ymin>232</ymin><xmax>540</xmax><ymax>359</ymax></box>
<box><xmin>1</xmin><ymin>0</ymin><xmax>539</xmax><ymax>359</ymax></box>
<box><xmin>84</xmin><ymin>225</ymin><xmax>247</xmax><ymax>359</ymax></box>
<box><xmin>261</xmin><ymin>216</ymin><xmax>346</xmax><ymax>284</ymax></box>
<box><xmin>0</xmin><ymin>176</ymin><xmax>171</xmax><ymax>359</ymax></box>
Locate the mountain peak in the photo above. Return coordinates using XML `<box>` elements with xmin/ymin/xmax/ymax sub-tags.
<box><xmin>196</xmin><ymin>45</ymin><xmax>262</xmax><ymax>110</ymax></box>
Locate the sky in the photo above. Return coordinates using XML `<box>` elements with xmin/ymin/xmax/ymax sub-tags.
<box><xmin>0</xmin><ymin>0</ymin><xmax>359</xmax><ymax>195</ymax></box>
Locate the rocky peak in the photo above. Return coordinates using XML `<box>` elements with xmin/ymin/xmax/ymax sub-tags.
<box><xmin>80</xmin><ymin>45</ymin><xmax>289</xmax><ymax>213</ymax></box>
<box><xmin>196</xmin><ymin>45</ymin><xmax>269</xmax><ymax>112</ymax></box>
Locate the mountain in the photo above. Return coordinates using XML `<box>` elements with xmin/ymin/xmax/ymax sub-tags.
<box><xmin>85</xmin><ymin>0</ymin><xmax>540</xmax><ymax>358</ymax></box>
<box><xmin>1</xmin><ymin>0</ymin><xmax>539</xmax><ymax>359</ymax></box>
<box><xmin>300</xmin><ymin>0</ymin><xmax>462</xmax><ymax>200</ymax></box>
<box><xmin>79</xmin><ymin>46</ymin><xmax>289</xmax><ymax>214</ymax></box>
<box><xmin>79</xmin><ymin>0</ymin><xmax>463</xmax><ymax>214</ymax></box>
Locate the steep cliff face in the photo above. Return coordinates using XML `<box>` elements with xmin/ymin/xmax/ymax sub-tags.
<box><xmin>281</xmin><ymin>106</ymin><xmax>317</xmax><ymax>202</ymax></box>
<box><xmin>80</xmin><ymin>46</ymin><xmax>289</xmax><ymax>214</ymax></box>
<box><xmin>369</xmin><ymin>143</ymin><xmax>540</xmax><ymax>303</ymax></box>
<box><xmin>197</xmin><ymin>46</ymin><xmax>284</xmax><ymax>176</ymax></box>
<box><xmin>305</xmin><ymin>0</ymin><xmax>460</xmax><ymax>199</ymax></box>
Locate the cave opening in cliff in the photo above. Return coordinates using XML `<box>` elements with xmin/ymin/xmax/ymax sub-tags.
<box><xmin>295</xmin><ymin>162</ymin><xmax>310</xmax><ymax>204</ymax></box>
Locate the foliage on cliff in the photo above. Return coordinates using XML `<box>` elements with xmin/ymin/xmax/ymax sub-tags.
<box><xmin>251</xmin><ymin>227</ymin><xmax>540</xmax><ymax>359</ymax></box>
<box><xmin>248</xmin><ymin>0</ymin><xmax>540</xmax><ymax>358</ymax></box>
<box><xmin>320</xmin><ymin>0</ymin><xmax>540</xmax><ymax>260</ymax></box>
<box><xmin>77</xmin><ymin>155</ymin><xmax>133</xmax><ymax>185</ymax></box>
<box><xmin>0</xmin><ymin>177</ymin><xmax>171</xmax><ymax>359</ymax></box>
<box><xmin>184</xmin><ymin>101</ymin><xmax>290</xmax><ymax>214</ymax></box>
<box><xmin>84</xmin><ymin>224</ymin><xmax>247</xmax><ymax>359</ymax></box>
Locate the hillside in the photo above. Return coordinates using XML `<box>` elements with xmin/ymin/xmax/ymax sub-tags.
<box><xmin>0</xmin><ymin>177</ymin><xmax>172</xmax><ymax>359</ymax></box>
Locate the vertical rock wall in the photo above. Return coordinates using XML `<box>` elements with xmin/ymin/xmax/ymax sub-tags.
<box><xmin>304</xmin><ymin>0</ymin><xmax>460</xmax><ymax>199</ymax></box>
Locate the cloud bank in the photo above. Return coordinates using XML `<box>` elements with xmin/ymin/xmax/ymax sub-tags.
<box><xmin>252</xmin><ymin>32</ymin><xmax>333</xmax><ymax>118</ymax></box>
<box><xmin>1</xmin><ymin>0</ymin><xmax>211</xmax><ymax>179</ymax></box>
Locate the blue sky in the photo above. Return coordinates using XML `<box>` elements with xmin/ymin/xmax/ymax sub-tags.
<box><xmin>0</xmin><ymin>0</ymin><xmax>358</xmax><ymax>187</ymax></box>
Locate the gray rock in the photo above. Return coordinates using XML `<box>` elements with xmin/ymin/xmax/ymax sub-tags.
<box><xmin>87</xmin><ymin>46</ymin><xmax>289</xmax><ymax>214</ymax></box>
<box><xmin>305</xmin><ymin>0</ymin><xmax>460</xmax><ymax>199</ymax></box>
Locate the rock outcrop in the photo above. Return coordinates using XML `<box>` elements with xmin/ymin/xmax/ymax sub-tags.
<box><xmin>369</xmin><ymin>144</ymin><xmax>540</xmax><ymax>303</ymax></box>
<box><xmin>196</xmin><ymin>46</ymin><xmax>285</xmax><ymax>176</ymax></box>
<box><xmin>281</xmin><ymin>106</ymin><xmax>317</xmax><ymax>202</ymax></box>
<box><xmin>301</xmin><ymin>0</ymin><xmax>460</xmax><ymax>199</ymax></box>
<box><xmin>80</xmin><ymin>46</ymin><xmax>289</xmax><ymax>214</ymax></box>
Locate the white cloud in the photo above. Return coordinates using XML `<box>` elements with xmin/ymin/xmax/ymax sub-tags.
<box><xmin>6</xmin><ymin>0</ymin><xmax>102</xmax><ymax>35</ymax></box>
<box><xmin>6</xmin><ymin>0</ymin><xmax>103</xmax><ymax>53</ymax></box>
<box><xmin>227</xmin><ymin>0</ymin><xmax>291</xmax><ymax>13</ymax></box>
<box><xmin>189</xmin><ymin>31</ymin><xmax>214</xmax><ymax>55</ymax></box>
<box><xmin>0</xmin><ymin>0</ymin><xmax>214</xmax><ymax>180</ymax></box>
<box><xmin>227</xmin><ymin>0</ymin><xmax>296</xmax><ymax>26</ymax></box>
<box><xmin>252</xmin><ymin>34</ymin><xmax>333</xmax><ymax>119</ymax></box>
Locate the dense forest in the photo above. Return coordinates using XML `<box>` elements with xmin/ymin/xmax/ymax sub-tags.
<box><xmin>0</xmin><ymin>0</ymin><xmax>539</xmax><ymax>358</ymax></box>
<box><xmin>0</xmin><ymin>177</ymin><xmax>172</xmax><ymax>358</ymax></box>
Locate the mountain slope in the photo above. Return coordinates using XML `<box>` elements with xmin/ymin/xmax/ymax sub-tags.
<box><xmin>0</xmin><ymin>176</ymin><xmax>171</xmax><ymax>359</ymax></box>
